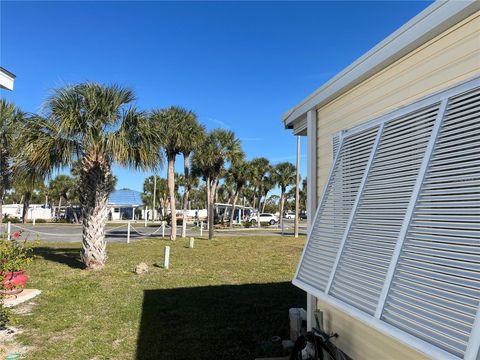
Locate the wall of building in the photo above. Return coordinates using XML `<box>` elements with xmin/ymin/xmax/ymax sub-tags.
<box><xmin>312</xmin><ymin>11</ymin><xmax>480</xmax><ymax>360</ymax></box>
<box><xmin>316</xmin><ymin>11</ymin><xmax>480</xmax><ymax>196</ymax></box>
<box><xmin>317</xmin><ymin>299</ymin><xmax>430</xmax><ymax>360</ymax></box>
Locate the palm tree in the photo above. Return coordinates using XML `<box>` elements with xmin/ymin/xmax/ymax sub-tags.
<box><xmin>226</xmin><ymin>159</ymin><xmax>250</xmax><ymax>226</ymax></box>
<box><xmin>151</xmin><ymin>107</ymin><xmax>194</xmax><ymax>240</ymax></box>
<box><xmin>273</xmin><ymin>162</ymin><xmax>296</xmax><ymax>229</ymax></box>
<box><xmin>249</xmin><ymin>157</ymin><xmax>271</xmax><ymax>227</ymax></box>
<box><xmin>21</xmin><ymin>83</ymin><xmax>161</xmax><ymax>269</ymax></box>
<box><xmin>0</xmin><ymin>100</ymin><xmax>24</xmax><ymax>225</ymax></box>
<box><xmin>192</xmin><ymin>129</ymin><xmax>243</xmax><ymax>239</ymax></box>
<box><xmin>179</xmin><ymin>113</ymin><xmax>204</xmax><ymax>238</ymax></box>
<box><xmin>49</xmin><ymin>174</ymin><xmax>78</xmax><ymax>218</ymax></box>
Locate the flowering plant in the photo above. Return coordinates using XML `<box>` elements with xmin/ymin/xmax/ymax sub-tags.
<box><xmin>0</xmin><ymin>234</ymin><xmax>34</xmax><ymax>273</ymax></box>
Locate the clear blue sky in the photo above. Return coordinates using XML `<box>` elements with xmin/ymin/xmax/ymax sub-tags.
<box><xmin>0</xmin><ymin>1</ymin><xmax>431</xmax><ymax>193</ymax></box>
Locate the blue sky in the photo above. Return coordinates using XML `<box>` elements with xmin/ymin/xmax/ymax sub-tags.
<box><xmin>0</xmin><ymin>1</ymin><xmax>431</xmax><ymax>193</ymax></box>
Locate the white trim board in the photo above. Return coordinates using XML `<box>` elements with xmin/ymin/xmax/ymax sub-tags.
<box><xmin>282</xmin><ymin>0</ymin><xmax>480</xmax><ymax>129</ymax></box>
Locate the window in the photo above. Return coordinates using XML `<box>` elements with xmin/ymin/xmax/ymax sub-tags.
<box><xmin>294</xmin><ymin>77</ymin><xmax>480</xmax><ymax>360</ymax></box>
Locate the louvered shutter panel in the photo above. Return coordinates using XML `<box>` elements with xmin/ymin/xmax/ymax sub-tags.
<box><xmin>330</xmin><ymin>104</ymin><xmax>440</xmax><ymax>315</ymax></box>
<box><xmin>332</xmin><ymin>132</ymin><xmax>342</xmax><ymax>160</ymax></box>
<box><xmin>294</xmin><ymin>78</ymin><xmax>480</xmax><ymax>360</ymax></box>
<box><xmin>382</xmin><ymin>87</ymin><xmax>480</xmax><ymax>359</ymax></box>
<box><xmin>296</xmin><ymin>126</ymin><xmax>379</xmax><ymax>290</ymax></box>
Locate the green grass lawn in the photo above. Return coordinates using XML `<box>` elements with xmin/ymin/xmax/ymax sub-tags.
<box><xmin>12</xmin><ymin>235</ymin><xmax>306</xmax><ymax>360</ymax></box>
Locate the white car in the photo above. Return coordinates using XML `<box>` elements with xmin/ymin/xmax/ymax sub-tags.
<box><xmin>250</xmin><ymin>213</ymin><xmax>279</xmax><ymax>225</ymax></box>
<box><xmin>284</xmin><ymin>211</ymin><xmax>295</xmax><ymax>219</ymax></box>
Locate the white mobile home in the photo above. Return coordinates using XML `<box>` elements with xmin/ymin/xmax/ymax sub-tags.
<box><xmin>283</xmin><ymin>1</ymin><xmax>480</xmax><ymax>359</ymax></box>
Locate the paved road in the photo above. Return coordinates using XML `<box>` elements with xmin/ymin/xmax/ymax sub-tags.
<box><xmin>2</xmin><ymin>220</ymin><xmax>307</xmax><ymax>243</ymax></box>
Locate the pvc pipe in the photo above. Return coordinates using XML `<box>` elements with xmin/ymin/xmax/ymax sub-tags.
<box><xmin>127</xmin><ymin>222</ymin><xmax>131</xmax><ymax>244</ymax></box>
<box><xmin>200</xmin><ymin>221</ymin><xmax>203</xmax><ymax>236</ymax></box>
<box><xmin>162</xmin><ymin>221</ymin><xmax>165</xmax><ymax>238</ymax></box>
<box><xmin>164</xmin><ymin>246</ymin><xmax>170</xmax><ymax>269</ymax></box>
<box><xmin>7</xmin><ymin>221</ymin><xmax>11</xmax><ymax>240</ymax></box>
<box><xmin>189</xmin><ymin>237</ymin><xmax>194</xmax><ymax>249</ymax></box>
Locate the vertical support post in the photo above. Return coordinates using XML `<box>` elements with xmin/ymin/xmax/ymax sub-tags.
<box><xmin>306</xmin><ymin>109</ymin><xmax>317</xmax><ymax>330</ymax></box>
<box><xmin>33</xmin><ymin>215</ymin><xmax>36</xmax><ymax>226</ymax></box>
<box><xmin>144</xmin><ymin>207</ymin><xmax>148</xmax><ymax>227</ymax></box>
<box><xmin>374</xmin><ymin>99</ymin><xmax>449</xmax><ymax>318</ymax></box>
<box><xmin>162</xmin><ymin>221</ymin><xmax>165</xmax><ymax>238</ymax></box>
<box><xmin>164</xmin><ymin>246</ymin><xmax>170</xmax><ymax>269</ymax></box>
<box><xmin>200</xmin><ymin>221</ymin><xmax>203</xmax><ymax>236</ymax></box>
<box><xmin>294</xmin><ymin>135</ymin><xmax>301</xmax><ymax>238</ymax></box>
<box><xmin>153</xmin><ymin>174</ymin><xmax>157</xmax><ymax>221</ymax></box>
<box><xmin>132</xmin><ymin>207</ymin><xmax>135</xmax><ymax>221</ymax></box>
<box><xmin>7</xmin><ymin>221</ymin><xmax>11</xmax><ymax>240</ymax></box>
<box><xmin>127</xmin><ymin>221</ymin><xmax>131</xmax><ymax>244</ymax></box>
<box><xmin>189</xmin><ymin>237</ymin><xmax>194</xmax><ymax>249</ymax></box>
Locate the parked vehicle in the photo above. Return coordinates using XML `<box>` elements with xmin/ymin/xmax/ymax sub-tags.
<box><xmin>284</xmin><ymin>211</ymin><xmax>295</xmax><ymax>219</ymax></box>
<box><xmin>249</xmin><ymin>213</ymin><xmax>279</xmax><ymax>225</ymax></box>
<box><xmin>300</xmin><ymin>211</ymin><xmax>307</xmax><ymax>220</ymax></box>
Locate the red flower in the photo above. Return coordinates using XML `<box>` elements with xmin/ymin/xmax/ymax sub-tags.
<box><xmin>12</xmin><ymin>231</ymin><xmax>22</xmax><ymax>240</ymax></box>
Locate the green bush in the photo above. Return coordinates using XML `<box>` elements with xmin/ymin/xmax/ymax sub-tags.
<box><xmin>3</xmin><ymin>216</ymin><xmax>21</xmax><ymax>223</ymax></box>
<box><xmin>242</xmin><ymin>221</ymin><xmax>252</xmax><ymax>228</ymax></box>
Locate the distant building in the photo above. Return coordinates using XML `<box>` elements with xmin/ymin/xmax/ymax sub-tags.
<box><xmin>108</xmin><ymin>189</ymin><xmax>143</xmax><ymax>221</ymax></box>
<box><xmin>0</xmin><ymin>67</ymin><xmax>15</xmax><ymax>90</ymax></box>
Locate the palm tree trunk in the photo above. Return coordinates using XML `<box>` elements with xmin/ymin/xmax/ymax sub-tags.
<box><xmin>22</xmin><ymin>191</ymin><xmax>31</xmax><ymax>223</ymax></box>
<box><xmin>206</xmin><ymin>176</ymin><xmax>211</xmax><ymax>235</ymax></box>
<box><xmin>279</xmin><ymin>189</ymin><xmax>285</xmax><ymax>229</ymax></box>
<box><xmin>79</xmin><ymin>156</ymin><xmax>113</xmax><ymax>269</ymax></box>
<box><xmin>57</xmin><ymin>197</ymin><xmax>63</xmax><ymax>218</ymax></box>
<box><xmin>182</xmin><ymin>153</ymin><xmax>190</xmax><ymax>238</ymax></box>
<box><xmin>229</xmin><ymin>190</ymin><xmax>240</xmax><ymax>227</ymax></box>
<box><xmin>209</xmin><ymin>178</ymin><xmax>218</xmax><ymax>240</ymax></box>
<box><xmin>167</xmin><ymin>155</ymin><xmax>177</xmax><ymax>240</ymax></box>
<box><xmin>262</xmin><ymin>191</ymin><xmax>269</xmax><ymax>213</ymax></box>
<box><xmin>0</xmin><ymin>189</ymin><xmax>4</xmax><ymax>227</ymax></box>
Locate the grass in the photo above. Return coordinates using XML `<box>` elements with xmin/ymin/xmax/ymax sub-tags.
<box><xmin>11</xmin><ymin>235</ymin><xmax>306</xmax><ymax>360</ymax></box>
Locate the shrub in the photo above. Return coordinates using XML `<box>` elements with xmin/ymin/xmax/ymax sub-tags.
<box><xmin>242</xmin><ymin>221</ymin><xmax>252</xmax><ymax>228</ymax></box>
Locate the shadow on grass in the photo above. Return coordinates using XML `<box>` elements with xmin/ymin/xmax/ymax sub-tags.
<box><xmin>34</xmin><ymin>247</ymin><xmax>85</xmax><ymax>269</ymax></box>
<box><xmin>136</xmin><ymin>282</ymin><xmax>305</xmax><ymax>360</ymax></box>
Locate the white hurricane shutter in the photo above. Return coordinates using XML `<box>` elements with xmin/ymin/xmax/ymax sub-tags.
<box><xmin>329</xmin><ymin>104</ymin><xmax>440</xmax><ymax>315</ymax></box>
<box><xmin>381</xmin><ymin>87</ymin><xmax>480</xmax><ymax>359</ymax></box>
<box><xmin>295</xmin><ymin>126</ymin><xmax>379</xmax><ymax>290</ymax></box>
<box><xmin>293</xmin><ymin>77</ymin><xmax>480</xmax><ymax>360</ymax></box>
<box><xmin>332</xmin><ymin>132</ymin><xmax>342</xmax><ymax>160</ymax></box>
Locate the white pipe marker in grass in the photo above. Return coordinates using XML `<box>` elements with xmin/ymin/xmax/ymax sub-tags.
<box><xmin>162</xmin><ymin>221</ymin><xmax>165</xmax><ymax>238</ymax></box>
<box><xmin>164</xmin><ymin>246</ymin><xmax>170</xmax><ymax>269</ymax></box>
<box><xmin>200</xmin><ymin>221</ymin><xmax>203</xmax><ymax>236</ymax></box>
<box><xmin>127</xmin><ymin>221</ymin><xmax>131</xmax><ymax>244</ymax></box>
<box><xmin>7</xmin><ymin>221</ymin><xmax>11</xmax><ymax>240</ymax></box>
<box><xmin>189</xmin><ymin>237</ymin><xmax>194</xmax><ymax>248</ymax></box>
<box><xmin>144</xmin><ymin>207</ymin><xmax>148</xmax><ymax>227</ymax></box>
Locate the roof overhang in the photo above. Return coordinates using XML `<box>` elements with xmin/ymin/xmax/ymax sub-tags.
<box><xmin>282</xmin><ymin>0</ymin><xmax>480</xmax><ymax>130</ymax></box>
<box><xmin>0</xmin><ymin>67</ymin><xmax>16</xmax><ymax>91</ymax></box>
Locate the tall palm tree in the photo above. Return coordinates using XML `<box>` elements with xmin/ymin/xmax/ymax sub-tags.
<box><xmin>0</xmin><ymin>100</ymin><xmax>25</xmax><ymax>225</ymax></box>
<box><xmin>179</xmin><ymin>114</ymin><xmax>204</xmax><ymax>238</ymax></box>
<box><xmin>192</xmin><ymin>129</ymin><xmax>243</xmax><ymax>239</ymax></box>
<box><xmin>21</xmin><ymin>83</ymin><xmax>161</xmax><ymax>269</ymax></box>
<box><xmin>151</xmin><ymin>107</ymin><xmax>194</xmax><ymax>240</ymax></box>
<box><xmin>273</xmin><ymin>162</ymin><xmax>296</xmax><ymax>229</ymax></box>
<box><xmin>249</xmin><ymin>157</ymin><xmax>271</xmax><ymax>227</ymax></box>
<box><xmin>226</xmin><ymin>159</ymin><xmax>250</xmax><ymax>227</ymax></box>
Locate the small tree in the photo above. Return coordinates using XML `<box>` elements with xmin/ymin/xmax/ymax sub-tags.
<box><xmin>273</xmin><ymin>162</ymin><xmax>296</xmax><ymax>229</ymax></box>
<box><xmin>0</xmin><ymin>100</ymin><xmax>25</xmax><ymax>225</ymax></box>
<box><xmin>192</xmin><ymin>129</ymin><xmax>243</xmax><ymax>239</ymax></box>
<box><xmin>21</xmin><ymin>83</ymin><xmax>161</xmax><ymax>269</ymax></box>
<box><xmin>151</xmin><ymin>107</ymin><xmax>194</xmax><ymax>240</ymax></box>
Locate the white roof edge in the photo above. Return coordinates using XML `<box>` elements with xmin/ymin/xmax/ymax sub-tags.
<box><xmin>0</xmin><ymin>67</ymin><xmax>15</xmax><ymax>91</ymax></box>
<box><xmin>282</xmin><ymin>0</ymin><xmax>480</xmax><ymax>128</ymax></box>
